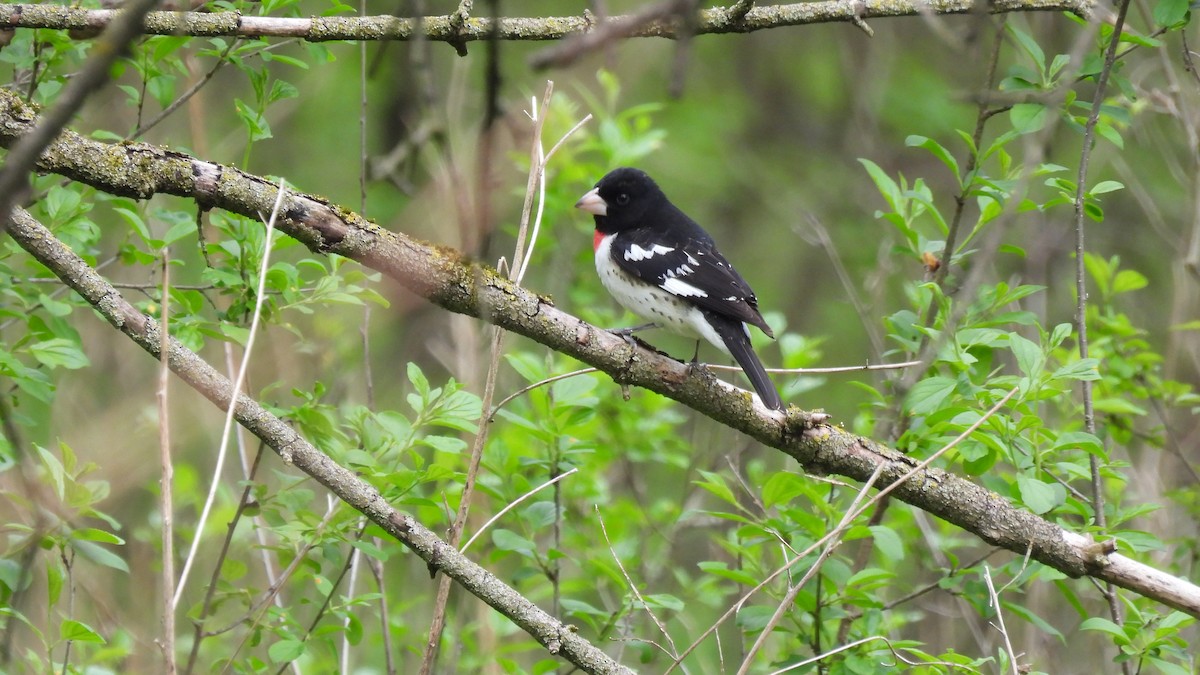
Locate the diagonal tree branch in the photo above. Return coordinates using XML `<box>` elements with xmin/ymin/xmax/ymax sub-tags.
<box><xmin>0</xmin><ymin>0</ymin><xmax>1093</xmax><ymax>46</ymax></box>
<box><xmin>1</xmin><ymin>89</ymin><xmax>1198</xmax><ymax>618</ymax></box>
<box><xmin>4</xmin><ymin>205</ymin><xmax>635</xmax><ymax>675</ymax></box>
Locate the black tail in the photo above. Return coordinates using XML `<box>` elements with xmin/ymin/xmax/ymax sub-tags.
<box><xmin>704</xmin><ymin>311</ymin><xmax>784</xmax><ymax>411</ymax></box>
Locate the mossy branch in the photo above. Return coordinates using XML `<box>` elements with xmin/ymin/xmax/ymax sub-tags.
<box><xmin>0</xmin><ymin>0</ymin><xmax>1093</xmax><ymax>46</ymax></box>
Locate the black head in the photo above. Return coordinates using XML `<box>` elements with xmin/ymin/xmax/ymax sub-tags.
<box><xmin>575</xmin><ymin>167</ymin><xmax>666</xmax><ymax>234</ymax></box>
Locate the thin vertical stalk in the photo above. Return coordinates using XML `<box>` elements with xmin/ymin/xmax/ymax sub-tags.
<box><xmin>157</xmin><ymin>251</ymin><xmax>177</xmax><ymax>674</ymax></box>
<box><xmin>1071</xmin><ymin>0</ymin><xmax>1134</xmax><ymax>662</ymax></box>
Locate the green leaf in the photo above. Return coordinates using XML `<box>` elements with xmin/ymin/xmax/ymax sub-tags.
<box><xmin>1092</xmin><ymin>398</ymin><xmax>1147</xmax><ymax>415</ymax></box>
<box><xmin>1080</xmin><ymin>617</ymin><xmax>1129</xmax><ymax>641</ymax></box>
<box><xmin>1112</xmin><ymin>269</ymin><xmax>1147</xmax><ymax>295</ymax></box>
<box><xmin>1051</xmin><ymin>359</ymin><xmax>1100</xmax><ymax>381</ymax></box>
<box><xmin>697</xmin><ymin>561</ymin><xmax>760</xmax><ymax>587</ymax></box>
<box><xmin>1153</xmin><ymin>0</ymin><xmax>1189</xmax><ymax>25</ymax></box>
<box><xmin>38</xmin><ymin>293</ymin><xmax>75</xmax><ymax>318</ymax></box>
<box><xmin>504</xmin><ymin>352</ymin><xmax>545</xmax><ymax>383</ymax></box>
<box><xmin>220</xmin><ymin>324</ymin><xmax>251</xmax><ymax>346</ymax></box>
<box><xmin>1095</xmin><ymin>122</ymin><xmax>1124</xmax><ymax>148</ymax></box>
<box><xmin>419</xmin><ymin>435</ymin><xmax>465</xmax><ymax>455</ymax></box>
<box><xmin>1089</xmin><ymin>180</ymin><xmax>1124</xmax><ymax>195</ymax></box>
<box><xmin>1008</xmin><ymin>334</ymin><xmax>1043</xmax><ymax>378</ymax></box>
<box><xmin>735</xmin><ymin>605</ymin><xmax>775</xmax><ymax>633</ymax></box>
<box><xmin>407</xmin><ymin>362</ymin><xmax>430</xmax><ymax>397</ymax></box>
<box><xmin>906</xmin><ymin>135</ymin><xmax>960</xmax><ymax>182</ymax></box>
<box><xmin>349</xmin><ymin>539</ymin><xmax>390</xmax><ymax>562</ymax></box>
<box><xmin>643</xmin><ymin>593</ymin><xmax>684</xmax><ymax>612</ymax></box>
<box><xmin>906</xmin><ymin>376</ymin><xmax>957</xmax><ymax>415</ymax></box>
<box><xmin>70</xmin><ymin>539</ymin><xmax>129</xmax><ymax>573</ymax></box>
<box><xmin>46</xmin><ymin>561</ymin><xmax>64</xmax><ymax>606</ymax></box>
<box><xmin>30</xmin><ymin>338</ymin><xmax>90</xmax><ymax>370</ymax></box>
<box><xmin>1048</xmin><ymin>53</ymin><xmax>1071</xmax><ymax>81</ymax></box>
<box><xmin>1016</xmin><ymin>476</ymin><xmax>1060</xmax><ymax>514</ymax></box>
<box><xmin>1002</xmin><ymin>600</ymin><xmax>1064</xmax><ymax>640</ymax></box>
<box><xmin>1159</xmin><ymin>611</ymin><xmax>1195</xmax><ymax>630</ymax></box>
<box><xmin>695</xmin><ymin>470</ymin><xmax>737</xmax><ymax>506</ymax></box>
<box><xmin>859</xmin><ymin>158</ymin><xmax>901</xmax><ymax>209</ymax></box>
<box><xmin>560</xmin><ymin>598</ymin><xmax>608</xmax><ymax>617</ymax></box>
<box><xmin>1010</xmin><ymin>104</ymin><xmax>1049</xmax><ymax>134</ymax></box>
<box><xmin>268</xmin><ymin>639</ymin><xmax>306</xmax><ymax>663</ymax></box>
<box><xmin>1049</xmin><ymin>323</ymin><xmax>1073</xmax><ymax>349</ymax></box>
<box><xmin>1145</xmin><ymin>659</ymin><xmax>1193</xmax><ymax>675</ymax></box>
<box><xmin>1007</xmin><ymin>24</ymin><xmax>1046</xmax><ymax>72</ymax></box>
<box><xmin>868</xmin><ymin>525</ymin><xmax>904</xmax><ymax>561</ymax></box>
<box><xmin>760</xmin><ymin>472</ymin><xmax>807</xmax><ymax>509</ymax></box>
<box><xmin>35</xmin><ymin>445</ymin><xmax>67</xmax><ymax>499</ymax></box>
<box><xmin>1051</xmin><ymin>431</ymin><xmax>1104</xmax><ymax>457</ymax></box>
<box><xmin>69</xmin><ymin>528</ymin><xmax>123</xmax><ymax>545</ymax></box>
<box><xmin>492</xmin><ymin>529</ymin><xmax>536</xmax><ymax>554</ymax></box>
<box><xmin>59</xmin><ymin>619</ymin><xmax>105</xmax><ymax>643</ymax></box>
<box><xmin>233</xmin><ymin>98</ymin><xmax>272</xmax><ymax>141</ymax></box>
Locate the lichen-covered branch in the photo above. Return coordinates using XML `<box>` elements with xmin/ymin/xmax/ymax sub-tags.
<box><xmin>0</xmin><ymin>89</ymin><xmax>1196</xmax><ymax>619</ymax></box>
<box><xmin>0</xmin><ymin>0</ymin><xmax>1093</xmax><ymax>45</ymax></box>
<box><xmin>4</xmin><ymin>205</ymin><xmax>636</xmax><ymax>675</ymax></box>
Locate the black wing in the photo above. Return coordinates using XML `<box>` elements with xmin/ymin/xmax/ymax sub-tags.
<box><xmin>611</xmin><ymin>228</ymin><xmax>774</xmax><ymax>337</ymax></box>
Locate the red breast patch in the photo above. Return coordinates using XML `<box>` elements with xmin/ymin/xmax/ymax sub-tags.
<box><xmin>593</xmin><ymin>230</ymin><xmax>604</xmax><ymax>251</ymax></box>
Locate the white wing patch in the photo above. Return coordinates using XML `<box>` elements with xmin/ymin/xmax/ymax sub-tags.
<box><xmin>661</xmin><ymin>277</ymin><xmax>709</xmax><ymax>297</ymax></box>
<box><xmin>625</xmin><ymin>243</ymin><xmax>676</xmax><ymax>261</ymax></box>
<box><xmin>664</xmin><ymin>264</ymin><xmax>695</xmax><ymax>278</ymax></box>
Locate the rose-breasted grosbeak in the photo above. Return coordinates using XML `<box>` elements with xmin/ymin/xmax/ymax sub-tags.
<box><xmin>575</xmin><ymin>167</ymin><xmax>784</xmax><ymax>411</ymax></box>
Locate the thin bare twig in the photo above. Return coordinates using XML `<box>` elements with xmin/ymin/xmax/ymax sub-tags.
<box><xmin>765</xmin><ymin>635</ymin><xmax>966</xmax><ymax>674</ymax></box>
<box><xmin>173</xmin><ymin>181</ymin><xmax>286</xmax><ymax>609</ymax></box>
<box><xmin>489</xmin><ymin>367</ymin><xmax>600</xmax><ymax>419</ymax></box>
<box><xmin>157</xmin><ymin>251</ymin><xmax>177</xmax><ymax>674</ymax></box>
<box><xmin>713</xmin><ymin>360</ymin><xmax>922</xmax><ymax>375</ymax></box>
<box><xmin>515</xmin><ymin>109</ymin><xmax>594</xmax><ymax>283</ymax></box>
<box><xmin>983</xmin><ymin>564</ymin><xmax>1022</xmax><ymax>675</ymax></box>
<box><xmin>510</xmin><ymin>84</ymin><xmax>555</xmax><ymax>283</ymax></box>
<box><xmin>596</xmin><ymin>505</ymin><xmax>679</xmax><ymax>658</ymax></box>
<box><xmin>461</xmin><ymin>468</ymin><xmax>579</xmax><ymax>553</ymax></box>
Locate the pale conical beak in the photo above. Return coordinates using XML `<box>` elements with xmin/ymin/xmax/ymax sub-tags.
<box><xmin>574</xmin><ymin>187</ymin><xmax>607</xmax><ymax>216</ymax></box>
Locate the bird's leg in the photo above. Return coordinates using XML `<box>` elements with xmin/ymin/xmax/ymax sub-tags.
<box><xmin>607</xmin><ymin>322</ymin><xmax>658</xmax><ymax>351</ymax></box>
<box><xmin>686</xmin><ymin>340</ymin><xmax>704</xmax><ymax>376</ymax></box>
<box><xmin>607</xmin><ymin>321</ymin><xmax>658</xmax><ymax>337</ymax></box>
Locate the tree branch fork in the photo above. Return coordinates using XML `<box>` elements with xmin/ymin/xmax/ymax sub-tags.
<box><xmin>1</xmin><ymin>84</ymin><xmax>1196</xmax><ymax>668</ymax></box>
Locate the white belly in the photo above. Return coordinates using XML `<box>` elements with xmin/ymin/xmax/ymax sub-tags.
<box><xmin>594</xmin><ymin>235</ymin><xmax>731</xmax><ymax>355</ymax></box>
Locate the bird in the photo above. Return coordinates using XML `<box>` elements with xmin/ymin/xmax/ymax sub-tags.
<box><xmin>574</xmin><ymin>167</ymin><xmax>784</xmax><ymax>411</ymax></box>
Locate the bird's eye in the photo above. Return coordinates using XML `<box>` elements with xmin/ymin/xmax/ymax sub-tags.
<box><xmin>615</xmin><ymin>193</ymin><xmax>630</xmax><ymax>206</ymax></box>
